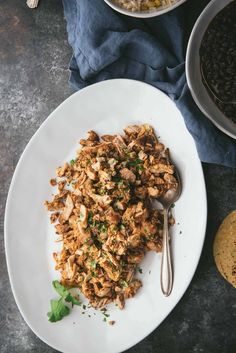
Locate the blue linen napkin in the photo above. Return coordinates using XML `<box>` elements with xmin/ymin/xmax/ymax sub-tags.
<box><xmin>62</xmin><ymin>0</ymin><xmax>236</xmax><ymax>167</ymax></box>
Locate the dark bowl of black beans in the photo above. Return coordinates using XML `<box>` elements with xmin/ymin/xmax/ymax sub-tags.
<box><xmin>186</xmin><ymin>0</ymin><xmax>236</xmax><ymax>139</ymax></box>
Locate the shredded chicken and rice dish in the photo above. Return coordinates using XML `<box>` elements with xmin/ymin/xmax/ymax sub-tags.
<box><xmin>112</xmin><ymin>0</ymin><xmax>179</xmax><ymax>12</ymax></box>
<box><xmin>45</xmin><ymin>124</ymin><xmax>178</xmax><ymax>310</ymax></box>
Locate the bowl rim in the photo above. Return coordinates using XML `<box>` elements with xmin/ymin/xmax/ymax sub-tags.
<box><xmin>186</xmin><ymin>0</ymin><xmax>236</xmax><ymax>140</ymax></box>
<box><xmin>104</xmin><ymin>0</ymin><xmax>187</xmax><ymax>18</ymax></box>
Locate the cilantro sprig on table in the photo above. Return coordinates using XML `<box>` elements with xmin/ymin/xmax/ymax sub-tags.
<box><xmin>47</xmin><ymin>280</ymin><xmax>81</xmax><ymax>323</ymax></box>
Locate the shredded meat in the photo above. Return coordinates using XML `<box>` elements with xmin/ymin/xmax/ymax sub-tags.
<box><xmin>45</xmin><ymin>124</ymin><xmax>178</xmax><ymax>309</ymax></box>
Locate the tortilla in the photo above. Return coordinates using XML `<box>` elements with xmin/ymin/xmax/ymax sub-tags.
<box><xmin>213</xmin><ymin>210</ymin><xmax>236</xmax><ymax>288</ymax></box>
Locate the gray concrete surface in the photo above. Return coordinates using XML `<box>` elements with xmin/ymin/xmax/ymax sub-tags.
<box><xmin>0</xmin><ymin>1</ymin><xmax>236</xmax><ymax>352</ymax></box>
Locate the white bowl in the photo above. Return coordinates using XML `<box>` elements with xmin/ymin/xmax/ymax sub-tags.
<box><xmin>186</xmin><ymin>0</ymin><xmax>236</xmax><ymax>140</ymax></box>
<box><xmin>104</xmin><ymin>0</ymin><xmax>187</xmax><ymax>18</ymax></box>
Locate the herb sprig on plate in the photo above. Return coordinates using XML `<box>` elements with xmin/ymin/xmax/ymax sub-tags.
<box><xmin>47</xmin><ymin>281</ymin><xmax>81</xmax><ymax>323</ymax></box>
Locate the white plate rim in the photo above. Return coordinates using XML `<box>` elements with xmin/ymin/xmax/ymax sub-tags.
<box><xmin>4</xmin><ymin>78</ymin><xmax>207</xmax><ymax>353</ymax></box>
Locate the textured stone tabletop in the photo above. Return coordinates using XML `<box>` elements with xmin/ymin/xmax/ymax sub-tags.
<box><xmin>0</xmin><ymin>1</ymin><xmax>235</xmax><ymax>353</ymax></box>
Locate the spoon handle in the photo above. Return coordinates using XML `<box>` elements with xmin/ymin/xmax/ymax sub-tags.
<box><xmin>160</xmin><ymin>207</ymin><xmax>173</xmax><ymax>296</ymax></box>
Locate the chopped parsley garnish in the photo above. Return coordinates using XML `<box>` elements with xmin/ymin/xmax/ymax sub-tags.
<box><xmin>117</xmin><ymin>223</ymin><xmax>125</xmax><ymax>230</ymax></box>
<box><xmin>117</xmin><ymin>196</ymin><xmax>124</xmax><ymax>201</ymax></box>
<box><xmin>170</xmin><ymin>203</ymin><xmax>175</xmax><ymax>208</ymax></box>
<box><xmin>137</xmin><ymin>165</ymin><xmax>144</xmax><ymax>171</ymax></box>
<box><xmin>88</xmin><ymin>216</ymin><xmax>107</xmax><ymax>232</ymax></box>
<box><xmin>113</xmin><ymin>175</ymin><xmax>122</xmax><ymax>182</ymax></box>
<box><xmin>83</xmin><ymin>304</ymin><xmax>87</xmax><ymax>310</ymax></box>
<box><xmin>90</xmin><ymin>260</ymin><xmax>97</xmax><ymax>269</ymax></box>
<box><xmin>69</xmin><ymin>159</ymin><xmax>76</xmax><ymax>166</ymax></box>
<box><xmin>128</xmin><ymin>159</ymin><xmax>143</xmax><ymax>167</ymax></box>
<box><xmin>99</xmin><ymin>188</ymin><xmax>106</xmax><ymax>195</ymax></box>
<box><xmin>88</xmin><ymin>211</ymin><xmax>93</xmax><ymax>225</ymax></box>
<box><xmin>101</xmin><ymin>309</ymin><xmax>112</xmax><ymax>323</ymax></box>
<box><xmin>120</xmin><ymin>279</ymin><xmax>128</xmax><ymax>288</ymax></box>
<box><xmin>137</xmin><ymin>267</ymin><xmax>143</xmax><ymax>274</ymax></box>
<box><xmin>86</xmin><ymin>159</ymin><xmax>92</xmax><ymax>165</ymax></box>
<box><xmin>98</xmin><ymin>222</ymin><xmax>108</xmax><ymax>233</ymax></box>
<box><xmin>147</xmin><ymin>234</ymin><xmax>155</xmax><ymax>240</ymax></box>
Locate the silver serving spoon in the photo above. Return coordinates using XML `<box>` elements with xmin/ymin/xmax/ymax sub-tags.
<box><xmin>157</xmin><ymin>168</ymin><xmax>182</xmax><ymax>296</ymax></box>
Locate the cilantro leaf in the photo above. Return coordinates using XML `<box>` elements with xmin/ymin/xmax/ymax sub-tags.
<box><xmin>118</xmin><ymin>223</ymin><xmax>126</xmax><ymax>230</ymax></box>
<box><xmin>66</xmin><ymin>293</ymin><xmax>81</xmax><ymax>306</ymax></box>
<box><xmin>112</xmin><ymin>176</ymin><xmax>122</xmax><ymax>182</ymax></box>
<box><xmin>52</xmin><ymin>281</ymin><xmax>81</xmax><ymax>306</ymax></box>
<box><xmin>137</xmin><ymin>164</ymin><xmax>144</xmax><ymax>171</ymax></box>
<box><xmin>70</xmin><ymin>159</ymin><xmax>76</xmax><ymax>166</ymax></box>
<box><xmin>53</xmin><ymin>280</ymin><xmax>69</xmax><ymax>299</ymax></box>
<box><xmin>47</xmin><ymin>298</ymin><xmax>70</xmax><ymax>322</ymax></box>
<box><xmin>98</xmin><ymin>222</ymin><xmax>107</xmax><ymax>233</ymax></box>
<box><xmin>137</xmin><ymin>267</ymin><xmax>143</xmax><ymax>274</ymax></box>
<box><xmin>89</xmin><ymin>260</ymin><xmax>97</xmax><ymax>269</ymax></box>
<box><xmin>86</xmin><ymin>159</ymin><xmax>92</xmax><ymax>165</ymax></box>
<box><xmin>128</xmin><ymin>159</ymin><xmax>143</xmax><ymax>167</ymax></box>
<box><xmin>88</xmin><ymin>211</ymin><xmax>93</xmax><ymax>225</ymax></box>
<box><xmin>120</xmin><ymin>279</ymin><xmax>128</xmax><ymax>288</ymax></box>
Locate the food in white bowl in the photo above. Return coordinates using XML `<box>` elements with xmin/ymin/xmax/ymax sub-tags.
<box><xmin>112</xmin><ymin>0</ymin><xmax>179</xmax><ymax>12</ymax></box>
<box><xmin>104</xmin><ymin>0</ymin><xmax>186</xmax><ymax>18</ymax></box>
